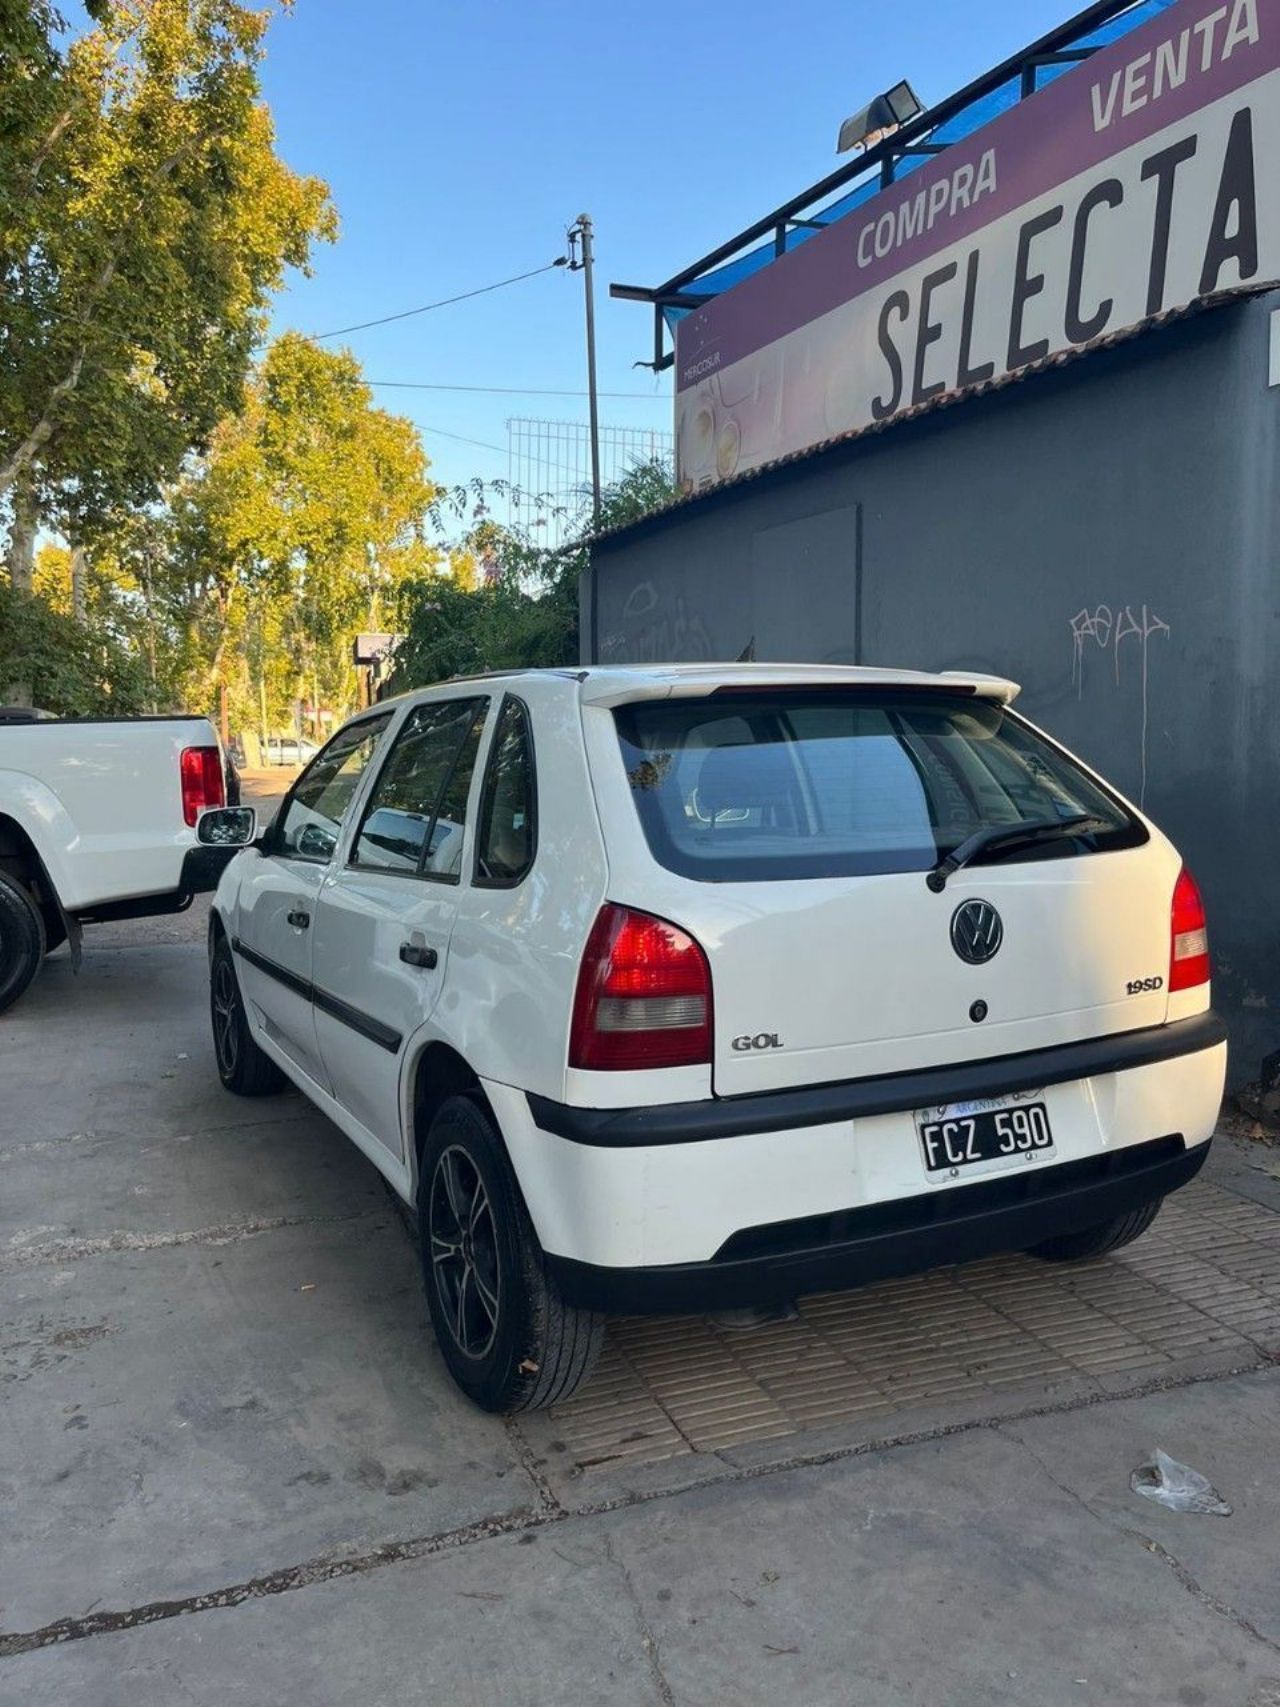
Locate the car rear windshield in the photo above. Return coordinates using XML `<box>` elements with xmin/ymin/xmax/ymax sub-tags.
<box><xmin>614</xmin><ymin>690</ymin><xmax>1145</xmax><ymax>882</ymax></box>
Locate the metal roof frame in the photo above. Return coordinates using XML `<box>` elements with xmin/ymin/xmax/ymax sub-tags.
<box><xmin>611</xmin><ymin>0</ymin><xmax>1147</xmax><ymax>371</ymax></box>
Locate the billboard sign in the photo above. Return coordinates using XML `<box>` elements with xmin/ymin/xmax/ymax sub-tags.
<box><xmin>674</xmin><ymin>0</ymin><xmax>1277</xmax><ymax>490</ymax></box>
<box><xmin>352</xmin><ymin>632</ymin><xmax>402</xmax><ymax>666</ymax></box>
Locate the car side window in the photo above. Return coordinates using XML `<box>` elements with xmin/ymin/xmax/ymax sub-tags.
<box><xmin>276</xmin><ymin>716</ymin><xmax>391</xmax><ymax>863</ymax></box>
<box><xmin>351</xmin><ymin>697</ymin><xmax>487</xmax><ymax>881</ymax></box>
<box><xmin>475</xmin><ymin>697</ymin><xmax>536</xmax><ymax>887</ymax></box>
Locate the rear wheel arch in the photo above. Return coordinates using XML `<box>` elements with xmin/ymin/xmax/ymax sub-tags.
<box><xmin>0</xmin><ymin>812</ymin><xmax>56</xmax><ymax>894</ymax></box>
<box><xmin>0</xmin><ymin>813</ymin><xmax>66</xmax><ymax>950</ymax></box>
<box><xmin>409</xmin><ymin>1042</ymin><xmax>488</xmax><ymax>1190</ymax></box>
<box><xmin>407</xmin><ymin>1045</ymin><xmax>553</xmax><ymax>1259</ymax></box>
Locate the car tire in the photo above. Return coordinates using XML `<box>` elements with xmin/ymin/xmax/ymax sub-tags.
<box><xmin>1027</xmin><ymin>1198</ymin><xmax>1162</xmax><ymax>1263</ymax></box>
<box><xmin>0</xmin><ymin>868</ymin><xmax>46</xmax><ymax>1015</ymax></box>
<box><xmin>210</xmin><ymin>935</ymin><xmax>286</xmax><ymax>1096</ymax></box>
<box><xmin>418</xmin><ymin>1093</ymin><xmax>603</xmax><ymax>1413</ymax></box>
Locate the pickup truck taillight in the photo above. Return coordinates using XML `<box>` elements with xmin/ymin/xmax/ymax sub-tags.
<box><xmin>1169</xmin><ymin>867</ymin><xmax>1210</xmax><ymax>992</ymax></box>
<box><xmin>180</xmin><ymin>746</ymin><xmax>225</xmax><ymax>827</ymax></box>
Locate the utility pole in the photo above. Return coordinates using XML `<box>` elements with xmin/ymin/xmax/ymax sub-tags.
<box><xmin>568</xmin><ymin>214</ymin><xmax>602</xmax><ymax>528</ymax></box>
<box><xmin>257</xmin><ymin>602</ymin><xmax>269</xmax><ymax>762</ymax></box>
<box><xmin>141</xmin><ymin>535</ymin><xmax>158</xmax><ymax>713</ymax></box>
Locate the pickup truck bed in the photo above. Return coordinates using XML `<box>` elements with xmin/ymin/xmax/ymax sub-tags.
<box><xmin>0</xmin><ymin>712</ymin><xmax>236</xmax><ymax>1013</ymax></box>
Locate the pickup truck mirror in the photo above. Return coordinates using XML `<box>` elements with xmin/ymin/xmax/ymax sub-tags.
<box><xmin>196</xmin><ymin>805</ymin><xmax>258</xmax><ymax>848</ymax></box>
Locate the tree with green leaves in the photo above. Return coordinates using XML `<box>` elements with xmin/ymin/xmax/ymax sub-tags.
<box><xmin>1</xmin><ymin>0</ymin><xmax>334</xmax><ymax>590</ymax></box>
<box><xmin>0</xmin><ymin>577</ymin><xmax>148</xmax><ymax>713</ymax></box>
<box><xmin>85</xmin><ymin>333</ymin><xmax>442</xmax><ymax>736</ymax></box>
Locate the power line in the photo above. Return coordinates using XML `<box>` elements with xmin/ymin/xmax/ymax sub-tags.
<box><xmin>312</xmin><ymin>261</ymin><xmax>567</xmax><ymax>341</ymax></box>
<box><xmin>416</xmin><ymin>425</ymin><xmax>505</xmax><ymax>454</ymax></box>
<box><xmin>9</xmin><ymin>259</ymin><xmax>571</xmax><ymax>351</ymax></box>
<box><xmin>369</xmin><ymin>379</ymin><xmax>666</xmax><ymax>400</ymax></box>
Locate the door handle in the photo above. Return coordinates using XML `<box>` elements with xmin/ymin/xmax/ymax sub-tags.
<box><xmin>287</xmin><ymin>909</ymin><xmax>311</xmax><ymax>929</ymax></box>
<box><xmin>399</xmin><ymin>938</ymin><xmax>438</xmax><ymax>970</ymax></box>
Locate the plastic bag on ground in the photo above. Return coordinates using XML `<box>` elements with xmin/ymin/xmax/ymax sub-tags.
<box><xmin>1130</xmin><ymin>1448</ymin><xmax>1232</xmax><ymax>1515</ymax></box>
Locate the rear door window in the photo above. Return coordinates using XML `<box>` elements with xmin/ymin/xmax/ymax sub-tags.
<box><xmin>474</xmin><ymin>697</ymin><xmax>536</xmax><ymax>887</ymax></box>
<box><xmin>614</xmin><ymin>691</ymin><xmax>1143</xmax><ymax>882</ymax></box>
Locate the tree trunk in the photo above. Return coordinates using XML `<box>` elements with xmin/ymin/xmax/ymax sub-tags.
<box><xmin>143</xmin><ymin>567</ymin><xmax>158</xmax><ymax>711</ymax></box>
<box><xmin>0</xmin><ymin>345</ymin><xmax>88</xmax><ymax>501</ymax></box>
<box><xmin>3</xmin><ymin>474</ymin><xmax>39</xmax><ymax>705</ymax></box>
<box><xmin>70</xmin><ymin>544</ymin><xmax>87</xmax><ymax>622</ymax></box>
<box><xmin>6</xmin><ymin>473</ymin><xmax>39</xmax><ymax>593</ymax></box>
<box><xmin>257</xmin><ymin>605</ymin><xmax>269</xmax><ymax>759</ymax></box>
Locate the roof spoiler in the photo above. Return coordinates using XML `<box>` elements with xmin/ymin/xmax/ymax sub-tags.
<box><xmin>581</xmin><ymin>669</ymin><xmax>1021</xmax><ymax>709</ymax></box>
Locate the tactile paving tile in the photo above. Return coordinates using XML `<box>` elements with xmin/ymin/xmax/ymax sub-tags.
<box><xmin>545</xmin><ymin>1180</ymin><xmax>1280</xmax><ymax>1473</ymax></box>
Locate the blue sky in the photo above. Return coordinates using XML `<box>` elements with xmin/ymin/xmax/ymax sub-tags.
<box><xmin>260</xmin><ymin>0</ymin><xmax>1081</xmax><ymax>500</ymax></box>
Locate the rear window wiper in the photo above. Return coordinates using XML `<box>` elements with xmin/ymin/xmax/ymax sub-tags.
<box><xmin>926</xmin><ymin>813</ymin><xmax>1112</xmax><ymax>892</ymax></box>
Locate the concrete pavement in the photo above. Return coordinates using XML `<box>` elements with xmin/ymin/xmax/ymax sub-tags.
<box><xmin>4</xmin><ymin>1365</ymin><xmax>1280</xmax><ymax>1705</ymax></box>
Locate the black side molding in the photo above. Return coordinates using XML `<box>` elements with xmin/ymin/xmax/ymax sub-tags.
<box><xmin>528</xmin><ymin>1011</ymin><xmax>1227</xmax><ymax>1148</ymax></box>
<box><xmin>233</xmin><ymin>936</ymin><xmax>310</xmax><ymax>1002</ymax></box>
<box><xmin>312</xmin><ymin>985</ymin><xmax>401</xmax><ymax>1053</ymax></box>
<box><xmin>231</xmin><ymin>936</ymin><xmax>402</xmax><ymax>1054</ymax></box>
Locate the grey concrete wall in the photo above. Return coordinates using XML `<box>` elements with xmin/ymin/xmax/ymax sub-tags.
<box><xmin>586</xmin><ymin>291</ymin><xmax>1280</xmax><ymax>1086</ymax></box>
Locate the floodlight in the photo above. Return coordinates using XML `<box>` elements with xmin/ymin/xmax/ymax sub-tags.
<box><xmin>837</xmin><ymin>80</ymin><xmax>924</xmax><ymax>155</ymax></box>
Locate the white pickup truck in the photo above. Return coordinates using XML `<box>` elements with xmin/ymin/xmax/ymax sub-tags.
<box><xmin>0</xmin><ymin>708</ymin><xmax>236</xmax><ymax>1013</ymax></box>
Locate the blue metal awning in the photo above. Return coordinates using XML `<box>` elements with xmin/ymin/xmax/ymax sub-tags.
<box><xmin>612</xmin><ymin>0</ymin><xmax>1181</xmax><ymax>367</ymax></box>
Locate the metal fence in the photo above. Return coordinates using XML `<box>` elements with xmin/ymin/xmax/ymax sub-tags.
<box><xmin>506</xmin><ymin>419</ymin><xmax>672</xmax><ymax>547</ymax></box>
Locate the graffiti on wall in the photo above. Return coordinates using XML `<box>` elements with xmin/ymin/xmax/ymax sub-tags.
<box><xmin>1069</xmin><ymin>602</ymin><xmax>1171</xmax><ymax>805</ymax></box>
<box><xmin>600</xmin><ymin>579</ymin><xmax>715</xmax><ymax>664</ymax></box>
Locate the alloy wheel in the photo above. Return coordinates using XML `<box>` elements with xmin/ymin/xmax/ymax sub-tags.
<box><xmin>429</xmin><ymin>1144</ymin><xmax>501</xmax><ymax>1359</ymax></box>
<box><xmin>212</xmin><ymin>955</ymin><xmax>240</xmax><ymax>1076</ymax></box>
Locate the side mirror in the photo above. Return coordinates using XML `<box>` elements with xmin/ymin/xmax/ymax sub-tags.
<box><xmin>297</xmin><ymin>822</ymin><xmax>337</xmax><ymax>860</ymax></box>
<box><xmin>196</xmin><ymin>805</ymin><xmax>258</xmax><ymax>848</ymax></box>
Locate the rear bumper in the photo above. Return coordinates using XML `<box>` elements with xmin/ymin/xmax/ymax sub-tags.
<box><xmin>488</xmin><ymin>1013</ymin><xmax>1226</xmax><ymax>1283</ymax></box>
<box><xmin>528</xmin><ymin>1011</ymin><xmax>1227</xmax><ymax>1146</ymax></box>
<box><xmin>546</xmin><ymin>1135</ymin><xmax>1209</xmax><ymax>1313</ymax></box>
<box><xmin>73</xmin><ymin>846</ymin><xmax>233</xmax><ymax>923</ymax></box>
<box><xmin>179</xmin><ymin>844</ymin><xmax>239</xmax><ymax>896</ymax></box>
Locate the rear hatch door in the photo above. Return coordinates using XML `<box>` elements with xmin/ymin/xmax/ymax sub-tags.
<box><xmin>603</xmin><ymin>685</ymin><xmax>1174</xmax><ymax>1096</ymax></box>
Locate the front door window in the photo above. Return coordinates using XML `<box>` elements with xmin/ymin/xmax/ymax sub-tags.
<box><xmin>277</xmin><ymin>715</ymin><xmax>391</xmax><ymax>863</ymax></box>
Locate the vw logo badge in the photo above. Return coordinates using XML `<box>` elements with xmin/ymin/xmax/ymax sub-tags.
<box><xmin>951</xmin><ymin>899</ymin><xmax>1003</xmax><ymax>965</ymax></box>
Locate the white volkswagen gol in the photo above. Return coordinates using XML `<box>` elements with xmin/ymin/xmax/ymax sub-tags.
<box><xmin>200</xmin><ymin>664</ymin><xmax>1226</xmax><ymax>1412</ymax></box>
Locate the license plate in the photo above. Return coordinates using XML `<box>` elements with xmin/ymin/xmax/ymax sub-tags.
<box><xmin>916</xmin><ymin>1096</ymin><xmax>1054</xmax><ymax>1178</ymax></box>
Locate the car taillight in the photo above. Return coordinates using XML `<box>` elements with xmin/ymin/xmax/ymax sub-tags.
<box><xmin>569</xmin><ymin>904</ymin><xmax>713</xmax><ymax>1071</ymax></box>
<box><xmin>180</xmin><ymin>745</ymin><xmax>225</xmax><ymax>827</ymax></box>
<box><xmin>1169</xmin><ymin>867</ymin><xmax>1210</xmax><ymax>992</ymax></box>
